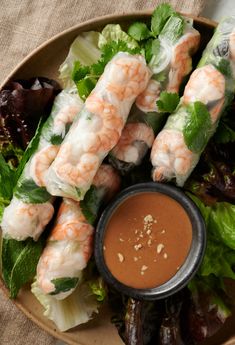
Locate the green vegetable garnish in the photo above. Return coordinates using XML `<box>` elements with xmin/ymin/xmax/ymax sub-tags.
<box><xmin>159</xmin><ymin>14</ymin><xmax>185</xmax><ymax>44</ymax></box>
<box><xmin>14</xmin><ymin>179</ymin><xmax>51</xmax><ymax>204</ymax></box>
<box><xmin>183</xmin><ymin>101</ymin><xmax>212</xmax><ymax>153</ymax></box>
<box><xmin>151</xmin><ymin>3</ymin><xmax>174</xmax><ymax>36</ymax></box>
<box><xmin>2</xmin><ymin>237</ymin><xmax>45</xmax><ymax>298</ymax></box>
<box><xmin>72</xmin><ymin>40</ymin><xmax>141</xmax><ymax>100</ymax></box>
<box><xmin>50</xmin><ymin>277</ymin><xmax>79</xmax><ymax>295</ymax></box>
<box><xmin>128</xmin><ymin>22</ymin><xmax>152</xmax><ymax>41</ymax></box>
<box><xmin>80</xmin><ymin>185</ymin><xmax>103</xmax><ymax>225</ymax></box>
<box><xmin>156</xmin><ymin>91</ymin><xmax>180</xmax><ymax>113</ymax></box>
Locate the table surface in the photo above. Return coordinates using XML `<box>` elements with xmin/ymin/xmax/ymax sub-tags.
<box><xmin>55</xmin><ymin>1</ymin><xmax>235</xmax><ymax>345</ymax></box>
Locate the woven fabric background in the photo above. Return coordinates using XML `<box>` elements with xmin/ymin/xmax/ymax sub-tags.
<box><xmin>0</xmin><ymin>0</ymin><xmax>205</xmax><ymax>344</ymax></box>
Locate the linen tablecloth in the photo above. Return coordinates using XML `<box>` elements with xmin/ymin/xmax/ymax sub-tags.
<box><xmin>0</xmin><ymin>0</ymin><xmax>206</xmax><ymax>344</ymax></box>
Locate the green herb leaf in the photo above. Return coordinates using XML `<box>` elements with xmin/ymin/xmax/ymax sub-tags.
<box><xmin>76</xmin><ymin>77</ymin><xmax>97</xmax><ymax>100</ymax></box>
<box><xmin>14</xmin><ymin>179</ymin><xmax>51</xmax><ymax>204</ymax></box>
<box><xmin>128</xmin><ymin>22</ymin><xmax>152</xmax><ymax>41</ymax></box>
<box><xmin>214</xmin><ymin>58</ymin><xmax>232</xmax><ymax>77</ymax></box>
<box><xmin>89</xmin><ymin>277</ymin><xmax>106</xmax><ymax>302</ymax></box>
<box><xmin>72</xmin><ymin>40</ymin><xmax>141</xmax><ymax>100</ymax></box>
<box><xmin>50</xmin><ymin>277</ymin><xmax>79</xmax><ymax>295</ymax></box>
<box><xmin>183</xmin><ymin>101</ymin><xmax>212</xmax><ymax>153</ymax></box>
<box><xmin>156</xmin><ymin>91</ymin><xmax>180</xmax><ymax>113</ymax></box>
<box><xmin>2</xmin><ymin>237</ymin><xmax>45</xmax><ymax>298</ymax></box>
<box><xmin>71</xmin><ymin>61</ymin><xmax>90</xmax><ymax>82</ymax></box>
<box><xmin>151</xmin><ymin>3</ymin><xmax>174</xmax><ymax>36</ymax></box>
<box><xmin>80</xmin><ymin>186</ymin><xmax>102</xmax><ymax>225</ymax></box>
<box><xmin>160</xmin><ymin>14</ymin><xmax>185</xmax><ymax>44</ymax></box>
<box><xmin>144</xmin><ymin>38</ymin><xmax>160</xmax><ymax>63</ymax></box>
<box><xmin>0</xmin><ymin>153</ymin><xmax>15</xmax><ymax>201</ymax></box>
<box><xmin>215</xmin><ymin>121</ymin><xmax>235</xmax><ymax>143</ymax></box>
<box><xmin>15</xmin><ymin>119</ymin><xmax>44</xmax><ymax>182</ymax></box>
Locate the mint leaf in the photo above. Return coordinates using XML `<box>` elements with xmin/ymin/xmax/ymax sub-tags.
<box><xmin>2</xmin><ymin>237</ymin><xmax>45</xmax><ymax>298</ymax></box>
<box><xmin>151</xmin><ymin>3</ymin><xmax>174</xmax><ymax>36</ymax></box>
<box><xmin>14</xmin><ymin>179</ymin><xmax>51</xmax><ymax>204</ymax></box>
<box><xmin>215</xmin><ymin>121</ymin><xmax>235</xmax><ymax>143</ymax></box>
<box><xmin>80</xmin><ymin>185</ymin><xmax>102</xmax><ymax>225</ymax></box>
<box><xmin>128</xmin><ymin>22</ymin><xmax>152</xmax><ymax>41</ymax></box>
<box><xmin>183</xmin><ymin>101</ymin><xmax>212</xmax><ymax>153</ymax></box>
<box><xmin>160</xmin><ymin>14</ymin><xmax>185</xmax><ymax>44</ymax></box>
<box><xmin>214</xmin><ymin>58</ymin><xmax>232</xmax><ymax>77</ymax></box>
<box><xmin>156</xmin><ymin>91</ymin><xmax>180</xmax><ymax>113</ymax></box>
<box><xmin>50</xmin><ymin>277</ymin><xmax>79</xmax><ymax>295</ymax></box>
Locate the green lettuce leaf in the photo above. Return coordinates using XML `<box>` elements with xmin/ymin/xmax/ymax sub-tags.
<box><xmin>31</xmin><ymin>279</ymin><xmax>100</xmax><ymax>331</ymax></box>
<box><xmin>2</xmin><ymin>236</ymin><xmax>45</xmax><ymax>298</ymax></box>
<box><xmin>80</xmin><ymin>185</ymin><xmax>103</xmax><ymax>225</ymax></box>
<box><xmin>183</xmin><ymin>101</ymin><xmax>212</xmax><ymax>153</ymax></box>
<box><xmin>59</xmin><ymin>31</ymin><xmax>102</xmax><ymax>88</ymax></box>
<box><xmin>99</xmin><ymin>24</ymin><xmax>139</xmax><ymax>49</ymax></box>
<box><xmin>188</xmin><ymin>194</ymin><xmax>235</xmax><ymax>280</ymax></box>
<box><xmin>159</xmin><ymin>14</ymin><xmax>185</xmax><ymax>44</ymax></box>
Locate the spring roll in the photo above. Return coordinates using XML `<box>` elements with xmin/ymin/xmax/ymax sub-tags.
<box><xmin>110</xmin><ymin>16</ymin><xmax>200</xmax><ymax>173</ymax></box>
<box><xmin>45</xmin><ymin>52</ymin><xmax>151</xmax><ymax>201</ymax></box>
<box><xmin>1</xmin><ymin>89</ymin><xmax>83</xmax><ymax>240</ymax></box>
<box><xmin>151</xmin><ymin>17</ymin><xmax>235</xmax><ymax>187</ymax></box>
<box><xmin>36</xmin><ymin>164</ymin><xmax>120</xmax><ymax>299</ymax></box>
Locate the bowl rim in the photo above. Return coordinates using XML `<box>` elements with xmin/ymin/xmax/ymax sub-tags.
<box><xmin>94</xmin><ymin>182</ymin><xmax>206</xmax><ymax>300</ymax></box>
<box><xmin>0</xmin><ymin>10</ymin><xmax>217</xmax><ymax>345</ymax></box>
<box><xmin>0</xmin><ymin>10</ymin><xmax>217</xmax><ymax>90</ymax></box>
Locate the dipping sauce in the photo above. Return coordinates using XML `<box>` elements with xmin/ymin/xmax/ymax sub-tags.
<box><xmin>103</xmin><ymin>192</ymin><xmax>192</xmax><ymax>289</ymax></box>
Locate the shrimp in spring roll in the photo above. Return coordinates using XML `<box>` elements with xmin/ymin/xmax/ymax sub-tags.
<box><xmin>110</xmin><ymin>15</ymin><xmax>200</xmax><ymax>173</ymax></box>
<box><xmin>151</xmin><ymin>16</ymin><xmax>235</xmax><ymax>187</ymax></box>
<box><xmin>36</xmin><ymin>164</ymin><xmax>120</xmax><ymax>299</ymax></box>
<box><xmin>1</xmin><ymin>89</ymin><xmax>83</xmax><ymax>241</ymax></box>
<box><xmin>45</xmin><ymin>52</ymin><xmax>151</xmax><ymax>200</ymax></box>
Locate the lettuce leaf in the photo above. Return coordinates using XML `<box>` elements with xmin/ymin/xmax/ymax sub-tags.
<box><xmin>188</xmin><ymin>194</ymin><xmax>235</xmax><ymax>280</ymax></box>
<box><xmin>99</xmin><ymin>24</ymin><xmax>139</xmax><ymax>49</ymax></box>
<box><xmin>31</xmin><ymin>279</ymin><xmax>101</xmax><ymax>331</ymax></box>
<box><xmin>59</xmin><ymin>31</ymin><xmax>102</xmax><ymax>88</ymax></box>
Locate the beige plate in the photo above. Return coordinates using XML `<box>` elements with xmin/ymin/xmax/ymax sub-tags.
<box><xmin>0</xmin><ymin>10</ymin><xmax>235</xmax><ymax>345</ymax></box>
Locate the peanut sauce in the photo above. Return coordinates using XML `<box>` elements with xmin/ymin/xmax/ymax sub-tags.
<box><xmin>103</xmin><ymin>192</ymin><xmax>192</xmax><ymax>289</ymax></box>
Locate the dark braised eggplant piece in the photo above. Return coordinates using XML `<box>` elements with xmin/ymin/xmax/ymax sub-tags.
<box><xmin>0</xmin><ymin>77</ymin><xmax>60</xmax><ymax>152</ymax></box>
<box><xmin>159</xmin><ymin>293</ymin><xmax>184</xmax><ymax>345</ymax></box>
<box><xmin>125</xmin><ymin>298</ymin><xmax>143</xmax><ymax>345</ymax></box>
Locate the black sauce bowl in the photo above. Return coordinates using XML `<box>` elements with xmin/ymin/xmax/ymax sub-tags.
<box><xmin>94</xmin><ymin>182</ymin><xmax>206</xmax><ymax>301</ymax></box>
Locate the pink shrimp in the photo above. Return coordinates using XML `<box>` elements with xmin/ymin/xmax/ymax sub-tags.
<box><xmin>93</xmin><ymin>164</ymin><xmax>121</xmax><ymax>202</ymax></box>
<box><xmin>106</xmin><ymin>55</ymin><xmax>152</xmax><ymax>100</ymax></box>
<box><xmin>135</xmin><ymin>79</ymin><xmax>162</xmax><ymax>112</ymax></box>
<box><xmin>56</xmin><ymin>148</ymin><xmax>100</xmax><ymax>188</ymax></box>
<box><xmin>151</xmin><ymin>129</ymin><xmax>195</xmax><ymax>185</ymax></box>
<box><xmin>30</xmin><ymin>145</ymin><xmax>59</xmax><ymax>187</ymax></box>
<box><xmin>85</xmin><ymin>94</ymin><xmax>123</xmax><ymax>152</ymax></box>
<box><xmin>111</xmin><ymin>122</ymin><xmax>155</xmax><ymax>165</ymax></box>
<box><xmin>167</xmin><ymin>30</ymin><xmax>201</xmax><ymax>93</ymax></box>
<box><xmin>53</xmin><ymin>105</ymin><xmax>80</xmax><ymax>136</ymax></box>
<box><xmin>1</xmin><ymin>196</ymin><xmax>54</xmax><ymax>241</ymax></box>
<box><xmin>37</xmin><ymin>164</ymin><xmax>120</xmax><ymax>297</ymax></box>
<box><xmin>183</xmin><ymin>64</ymin><xmax>226</xmax><ymax>123</ymax></box>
